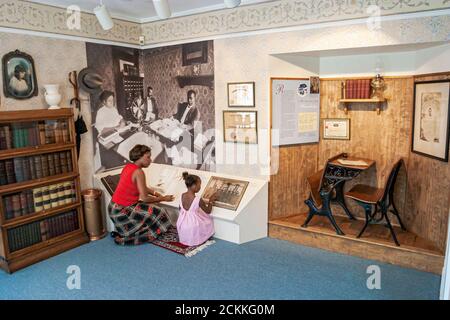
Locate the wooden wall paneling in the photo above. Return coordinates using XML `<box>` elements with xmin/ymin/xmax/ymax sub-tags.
<box><xmin>318</xmin><ymin>78</ymin><xmax>413</xmax><ymax>220</ymax></box>
<box><xmin>268</xmin><ymin>144</ymin><xmax>318</xmax><ymax>220</ymax></box>
<box><xmin>404</xmin><ymin>73</ymin><xmax>450</xmax><ymax>252</ymax></box>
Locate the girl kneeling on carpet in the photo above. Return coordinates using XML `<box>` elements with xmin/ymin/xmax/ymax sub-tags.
<box><xmin>109</xmin><ymin>144</ymin><xmax>175</xmax><ymax>245</ymax></box>
<box><xmin>177</xmin><ymin>172</ymin><xmax>217</xmax><ymax>246</ymax></box>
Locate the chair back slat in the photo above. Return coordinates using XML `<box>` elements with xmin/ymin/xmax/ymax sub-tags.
<box><xmin>381</xmin><ymin>159</ymin><xmax>404</xmax><ymax>205</ymax></box>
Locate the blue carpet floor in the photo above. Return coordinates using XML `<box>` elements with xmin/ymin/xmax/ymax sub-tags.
<box><xmin>0</xmin><ymin>237</ymin><xmax>441</xmax><ymax>300</ymax></box>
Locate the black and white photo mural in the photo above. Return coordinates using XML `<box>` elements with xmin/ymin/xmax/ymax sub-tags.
<box><xmin>85</xmin><ymin>41</ymin><xmax>215</xmax><ymax>173</ymax></box>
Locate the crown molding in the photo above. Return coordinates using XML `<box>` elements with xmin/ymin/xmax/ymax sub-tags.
<box><xmin>1</xmin><ymin>0</ymin><xmax>450</xmax><ymax>47</ymax></box>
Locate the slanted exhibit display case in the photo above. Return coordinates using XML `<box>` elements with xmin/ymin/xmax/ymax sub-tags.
<box><xmin>94</xmin><ymin>163</ymin><xmax>268</xmax><ymax>244</ymax></box>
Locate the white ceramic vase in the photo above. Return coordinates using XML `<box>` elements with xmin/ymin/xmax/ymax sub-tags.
<box><xmin>44</xmin><ymin>84</ymin><xmax>61</xmax><ymax>109</ymax></box>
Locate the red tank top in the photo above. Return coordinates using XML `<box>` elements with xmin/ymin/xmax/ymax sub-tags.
<box><xmin>112</xmin><ymin>163</ymin><xmax>140</xmax><ymax>206</ymax></box>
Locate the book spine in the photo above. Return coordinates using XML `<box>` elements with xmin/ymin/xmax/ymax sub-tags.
<box><xmin>22</xmin><ymin>157</ymin><xmax>31</xmax><ymax>181</ymax></box>
<box><xmin>33</xmin><ymin>187</ymin><xmax>43</xmax><ymax>212</ymax></box>
<box><xmin>28</xmin><ymin>157</ymin><xmax>36</xmax><ymax>180</ymax></box>
<box><xmin>41</xmin><ymin>154</ymin><xmax>49</xmax><ymax>178</ymax></box>
<box><xmin>73</xmin><ymin>211</ymin><xmax>79</xmax><ymax>230</ymax></box>
<box><xmin>366</xmin><ymin>79</ymin><xmax>371</xmax><ymax>99</ymax></box>
<box><xmin>0</xmin><ymin>161</ymin><xmax>7</xmax><ymax>185</ymax></box>
<box><xmin>59</xmin><ymin>152</ymin><xmax>68</xmax><ymax>173</ymax></box>
<box><xmin>7</xmin><ymin>228</ymin><xmax>17</xmax><ymax>252</ymax></box>
<box><xmin>22</xmin><ymin>123</ymin><xmax>29</xmax><ymax>147</ymax></box>
<box><xmin>40</xmin><ymin>220</ymin><xmax>48</xmax><ymax>241</ymax></box>
<box><xmin>53</xmin><ymin>153</ymin><xmax>61</xmax><ymax>175</ymax></box>
<box><xmin>11</xmin><ymin>194</ymin><xmax>21</xmax><ymax>218</ymax></box>
<box><xmin>0</xmin><ymin>126</ymin><xmax>6</xmax><ymax>150</ymax></box>
<box><xmin>5</xmin><ymin>159</ymin><xmax>17</xmax><ymax>184</ymax></box>
<box><xmin>47</xmin><ymin>153</ymin><xmax>55</xmax><ymax>176</ymax></box>
<box><xmin>41</xmin><ymin>186</ymin><xmax>51</xmax><ymax>211</ymax></box>
<box><xmin>26</xmin><ymin>190</ymin><xmax>35</xmax><ymax>215</ymax></box>
<box><xmin>49</xmin><ymin>184</ymin><xmax>59</xmax><ymax>208</ymax></box>
<box><xmin>38</xmin><ymin>122</ymin><xmax>46</xmax><ymax>145</ymax></box>
<box><xmin>4</xmin><ymin>125</ymin><xmax>12</xmax><ymax>149</ymax></box>
<box><xmin>4</xmin><ymin>196</ymin><xmax>14</xmax><ymax>220</ymax></box>
<box><xmin>13</xmin><ymin>158</ymin><xmax>24</xmax><ymax>183</ymax></box>
<box><xmin>19</xmin><ymin>192</ymin><xmax>28</xmax><ymax>216</ymax></box>
<box><xmin>34</xmin><ymin>155</ymin><xmax>43</xmax><ymax>179</ymax></box>
<box><xmin>57</xmin><ymin>183</ymin><xmax>66</xmax><ymax>206</ymax></box>
<box><xmin>61</xmin><ymin>121</ymin><xmax>69</xmax><ymax>143</ymax></box>
<box><xmin>67</xmin><ymin>151</ymin><xmax>73</xmax><ymax>172</ymax></box>
<box><xmin>63</xmin><ymin>182</ymin><xmax>72</xmax><ymax>204</ymax></box>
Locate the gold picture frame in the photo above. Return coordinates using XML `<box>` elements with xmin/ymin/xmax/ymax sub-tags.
<box><xmin>322</xmin><ymin>118</ymin><xmax>350</xmax><ymax>140</ymax></box>
<box><xmin>223</xmin><ymin>110</ymin><xmax>258</xmax><ymax>144</ymax></box>
<box><xmin>227</xmin><ymin>82</ymin><xmax>255</xmax><ymax>107</ymax></box>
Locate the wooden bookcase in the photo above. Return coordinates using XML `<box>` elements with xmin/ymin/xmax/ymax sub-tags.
<box><xmin>0</xmin><ymin>109</ymin><xmax>89</xmax><ymax>273</ymax></box>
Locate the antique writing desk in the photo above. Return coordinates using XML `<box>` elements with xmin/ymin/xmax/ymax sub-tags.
<box><xmin>303</xmin><ymin>154</ymin><xmax>375</xmax><ymax>235</ymax></box>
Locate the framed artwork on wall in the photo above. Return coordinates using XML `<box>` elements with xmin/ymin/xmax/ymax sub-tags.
<box><xmin>223</xmin><ymin>110</ymin><xmax>258</xmax><ymax>144</ymax></box>
<box><xmin>2</xmin><ymin>50</ymin><xmax>38</xmax><ymax>100</ymax></box>
<box><xmin>412</xmin><ymin>80</ymin><xmax>450</xmax><ymax>162</ymax></box>
<box><xmin>202</xmin><ymin>176</ymin><xmax>249</xmax><ymax>211</ymax></box>
<box><xmin>227</xmin><ymin>82</ymin><xmax>255</xmax><ymax>107</ymax></box>
<box><xmin>182</xmin><ymin>41</ymin><xmax>208</xmax><ymax>66</ymax></box>
<box><xmin>323</xmin><ymin>118</ymin><xmax>350</xmax><ymax>140</ymax></box>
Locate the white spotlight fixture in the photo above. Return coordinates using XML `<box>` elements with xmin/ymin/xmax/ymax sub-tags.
<box><xmin>153</xmin><ymin>0</ymin><xmax>172</xmax><ymax>19</ymax></box>
<box><xmin>224</xmin><ymin>0</ymin><xmax>241</xmax><ymax>8</ymax></box>
<box><xmin>94</xmin><ymin>3</ymin><xmax>114</xmax><ymax>30</ymax></box>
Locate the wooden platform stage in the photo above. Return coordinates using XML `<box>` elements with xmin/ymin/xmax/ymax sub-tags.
<box><xmin>269</xmin><ymin>213</ymin><xmax>445</xmax><ymax>274</ymax></box>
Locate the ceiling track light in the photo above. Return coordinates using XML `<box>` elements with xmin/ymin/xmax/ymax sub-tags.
<box><xmin>94</xmin><ymin>2</ymin><xmax>114</xmax><ymax>31</ymax></box>
<box><xmin>224</xmin><ymin>0</ymin><xmax>242</xmax><ymax>8</ymax></box>
<box><xmin>153</xmin><ymin>0</ymin><xmax>172</xmax><ymax>20</ymax></box>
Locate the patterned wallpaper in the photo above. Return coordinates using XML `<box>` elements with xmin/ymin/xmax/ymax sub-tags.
<box><xmin>141</xmin><ymin>40</ymin><xmax>215</xmax><ymax>131</ymax></box>
<box><xmin>1</xmin><ymin>0</ymin><xmax>449</xmax><ymax>46</ymax></box>
<box><xmin>141</xmin><ymin>0</ymin><xmax>450</xmax><ymax>45</ymax></box>
<box><xmin>0</xmin><ymin>0</ymin><xmax>140</xmax><ymax>45</ymax></box>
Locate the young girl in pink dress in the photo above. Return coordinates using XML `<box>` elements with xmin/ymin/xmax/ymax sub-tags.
<box><xmin>177</xmin><ymin>172</ymin><xmax>217</xmax><ymax>246</ymax></box>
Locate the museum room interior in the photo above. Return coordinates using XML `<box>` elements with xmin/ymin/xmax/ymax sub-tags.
<box><xmin>0</xmin><ymin>0</ymin><xmax>449</xmax><ymax>301</ymax></box>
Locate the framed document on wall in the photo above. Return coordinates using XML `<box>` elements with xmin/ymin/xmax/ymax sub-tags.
<box><xmin>323</xmin><ymin>118</ymin><xmax>350</xmax><ymax>140</ymax></box>
<box><xmin>227</xmin><ymin>82</ymin><xmax>255</xmax><ymax>107</ymax></box>
<box><xmin>412</xmin><ymin>80</ymin><xmax>450</xmax><ymax>162</ymax></box>
<box><xmin>271</xmin><ymin>78</ymin><xmax>320</xmax><ymax>146</ymax></box>
<box><xmin>223</xmin><ymin>111</ymin><xmax>258</xmax><ymax>144</ymax></box>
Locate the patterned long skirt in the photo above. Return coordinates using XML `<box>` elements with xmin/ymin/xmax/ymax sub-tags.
<box><xmin>108</xmin><ymin>201</ymin><xmax>172</xmax><ymax>246</ymax></box>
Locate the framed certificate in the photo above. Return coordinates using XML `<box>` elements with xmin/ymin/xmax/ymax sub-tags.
<box><xmin>227</xmin><ymin>82</ymin><xmax>255</xmax><ymax>107</ymax></box>
<box><xmin>412</xmin><ymin>80</ymin><xmax>450</xmax><ymax>162</ymax></box>
<box><xmin>323</xmin><ymin>118</ymin><xmax>350</xmax><ymax>140</ymax></box>
<box><xmin>223</xmin><ymin>111</ymin><xmax>258</xmax><ymax>144</ymax></box>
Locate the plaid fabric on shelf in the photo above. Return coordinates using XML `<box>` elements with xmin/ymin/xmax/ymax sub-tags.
<box><xmin>108</xmin><ymin>201</ymin><xmax>172</xmax><ymax>246</ymax></box>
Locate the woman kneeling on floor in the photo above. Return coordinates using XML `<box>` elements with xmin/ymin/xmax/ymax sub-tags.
<box><xmin>108</xmin><ymin>144</ymin><xmax>175</xmax><ymax>245</ymax></box>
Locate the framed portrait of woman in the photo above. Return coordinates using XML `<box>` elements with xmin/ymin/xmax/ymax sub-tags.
<box><xmin>2</xmin><ymin>50</ymin><xmax>38</xmax><ymax>99</ymax></box>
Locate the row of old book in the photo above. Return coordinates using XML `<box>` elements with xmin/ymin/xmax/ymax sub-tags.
<box><xmin>7</xmin><ymin>210</ymin><xmax>79</xmax><ymax>253</ymax></box>
<box><xmin>344</xmin><ymin>79</ymin><xmax>372</xmax><ymax>99</ymax></box>
<box><xmin>0</xmin><ymin>151</ymin><xmax>73</xmax><ymax>186</ymax></box>
<box><xmin>0</xmin><ymin>120</ymin><xmax>70</xmax><ymax>151</ymax></box>
<box><xmin>3</xmin><ymin>181</ymin><xmax>77</xmax><ymax>220</ymax></box>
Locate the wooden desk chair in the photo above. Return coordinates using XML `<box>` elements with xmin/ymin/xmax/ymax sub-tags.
<box><xmin>344</xmin><ymin>159</ymin><xmax>406</xmax><ymax>246</ymax></box>
<box><xmin>302</xmin><ymin>154</ymin><xmax>346</xmax><ymax>235</ymax></box>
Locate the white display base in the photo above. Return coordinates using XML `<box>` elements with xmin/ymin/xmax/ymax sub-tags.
<box><xmin>93</xmin><ymin>163</ymin><xmax>268</xmax><ymax>244</ymax></box>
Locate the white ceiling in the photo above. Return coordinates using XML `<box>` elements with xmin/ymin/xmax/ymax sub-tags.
<box><xmin>29</xmin><ymin>0</ymin><xmax>273</xmax><ymax>23</ymax></box>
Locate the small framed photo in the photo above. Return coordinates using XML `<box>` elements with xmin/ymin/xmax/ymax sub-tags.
<box><xmin>2</xmin><ymin>50</ymin><xmax>38</xmax><ymax>100</ymax></box>
<box><xmin>202</xmin><ymin>176</ymin><xmax>249</xmax><ymax>211</ymax></box>
<box><xmin>223</xmin><ymin>111</ymin><xmax>258</xmax><ymax>144</ymax></box>
<box><xmin>182</xmin><ymin>41</ymin><xmax>208</xmax><ymax>66</ymax></box>
<box><xmin>227</xmin><ymin>82</ymin><xmax>255</xmax><ymax>107</ymax></box>
<box><xmin>412</xmin><ymin>80</ymin><xmax>450</xmax><ymax>162</ymax></box>
<box><xmin>323</xmin><ymin>118</ymin><xmax>350</xmax><ymax>140</ymax></box>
